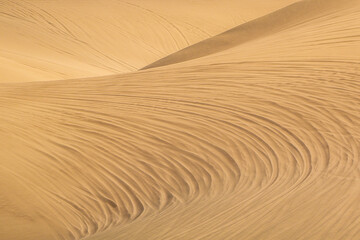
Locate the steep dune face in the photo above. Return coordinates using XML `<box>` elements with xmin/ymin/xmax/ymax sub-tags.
<box><xmin>142</xmin><ymin>0</ymin><xmax>358</xmax><ymax>69</ymax></box>
<box><xmin>1</xmin><ymin>0</ymin><xmax>360</xmax><ymax>240</ymax></box>
<box><xmin>0</xmin><ymin>0</ymin><xmax>298</xmax><ymax>83</ymax></box>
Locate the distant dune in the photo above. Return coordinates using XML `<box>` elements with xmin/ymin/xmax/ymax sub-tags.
<box><xmin>0</xmin><ymin>0</ymin><xmax>297</xmax><ymax>82</ymax></box>
<box><xmin>0</xmin><ymin>0</ymin><xmax>360</xmax><ymax>240</ymax></box>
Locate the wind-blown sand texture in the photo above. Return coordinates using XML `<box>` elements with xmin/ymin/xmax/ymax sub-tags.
<box><xmin>1</xmin><ymin>0</ymin><xmax>360</xmax><ymax>239</ymax></box>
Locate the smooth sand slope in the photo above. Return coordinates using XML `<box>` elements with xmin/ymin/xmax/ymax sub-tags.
<box><xmin>1</xmin><ymin>0</ymin><xmax>360</xmax><ymax>239</ymax></box>
<box><xmin>0</xmin><ymin>0</ymin><xmax>298</xmax><ymax>82</ymax></box>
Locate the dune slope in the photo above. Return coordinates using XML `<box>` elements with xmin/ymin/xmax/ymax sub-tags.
<box><xmin>1</xmin><ymin>0</ymin><xmax>360</xmax><ymax>240</ymax></box>
<box><xmin>142</xmin><ymin>0</ymin><xmax>357</xmax><ymax>69</ymax></box>
<box><xmin>0</xmin><ymin>0</ymin><xmax>298</xmax><ymax>82</ymax></box>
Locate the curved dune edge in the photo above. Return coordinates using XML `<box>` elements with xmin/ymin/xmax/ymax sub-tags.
<box><xmin>142</xmin><ymin>0</ymin><xmax>356</xmax><ymax>70</ymax></box>
<box><xmin>0</xmin><ymin>0</ymin><xmax>299</xmax><ymax>83</ymax></box>
<box><xmin>1</xmin><ymin>0</ymin><xmax>360</xmax><ymax>239</ymax></box>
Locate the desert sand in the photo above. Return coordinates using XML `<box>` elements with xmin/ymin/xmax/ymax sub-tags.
<box><xmin>0</xmin><ymin>0</ymin><xmax>360</xmax><ymax>239</ymax></box>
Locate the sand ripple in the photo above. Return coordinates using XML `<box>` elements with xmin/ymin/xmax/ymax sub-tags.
<box><xmin>0</xmin><ymin>0</ymin><xmax>360</xmax><ymax>239</ymax></box>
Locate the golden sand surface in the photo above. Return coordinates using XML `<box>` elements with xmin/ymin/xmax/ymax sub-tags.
<box><xmin>0</xmin><ymin>0</ymin><xmax>360</xmax><ymax>239</ymax></box>
<box><xmin>0</xmin><ymin>0</ymin><xmax>298</xmax><ymax>82</ymax></box>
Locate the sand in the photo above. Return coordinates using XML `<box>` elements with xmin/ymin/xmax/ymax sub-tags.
<box><xmin>0</xmin><ymin>0</ymin><xmax>360</xmax><ymax>239</ymax></box>
<box><xmin>0</xmin><ymin>0</ymin><xmax>298</xmax><ymax>83</ymax></box>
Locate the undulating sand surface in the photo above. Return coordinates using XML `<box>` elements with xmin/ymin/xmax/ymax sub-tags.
<box><xmin>0</xmin><ymin>0</ymin><xmax>298</xmax><ymax>82</ymax></box>
<box><xmin>1</xmin><ymin>0</ymin><xmax>360</xmax><ymax>239</ymax></box>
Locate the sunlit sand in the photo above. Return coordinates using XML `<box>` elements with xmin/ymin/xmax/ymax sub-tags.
<box><xmin>1</xmin><ymin>0</ymin><xmax>360</xmax><ymax>239</ymax></box>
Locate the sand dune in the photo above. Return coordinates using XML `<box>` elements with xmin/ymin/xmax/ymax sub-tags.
<box><xmin>1</xmin><ymin>0</ymin><xmax>360</xmax><ymax>240</ymax></box>
<box><xmin>0</xmin><ymin>0</ymin><xmax>298</xmax><ymax>82</ymax></box>
<box><xmin>142</xmin><ymin>0</ymin><xmax>359</xmax><ymax>69</ymax></box>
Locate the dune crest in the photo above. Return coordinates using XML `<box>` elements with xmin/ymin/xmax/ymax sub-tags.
<box><xmin>0</xmin><ymin>0</ymin><xmax>298</xmax><ymax>83</ymax></box>
<box><xmin>142</xmin><ymin>0</ymin><xmax>357</xmax><ymax>70</ymax></box>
